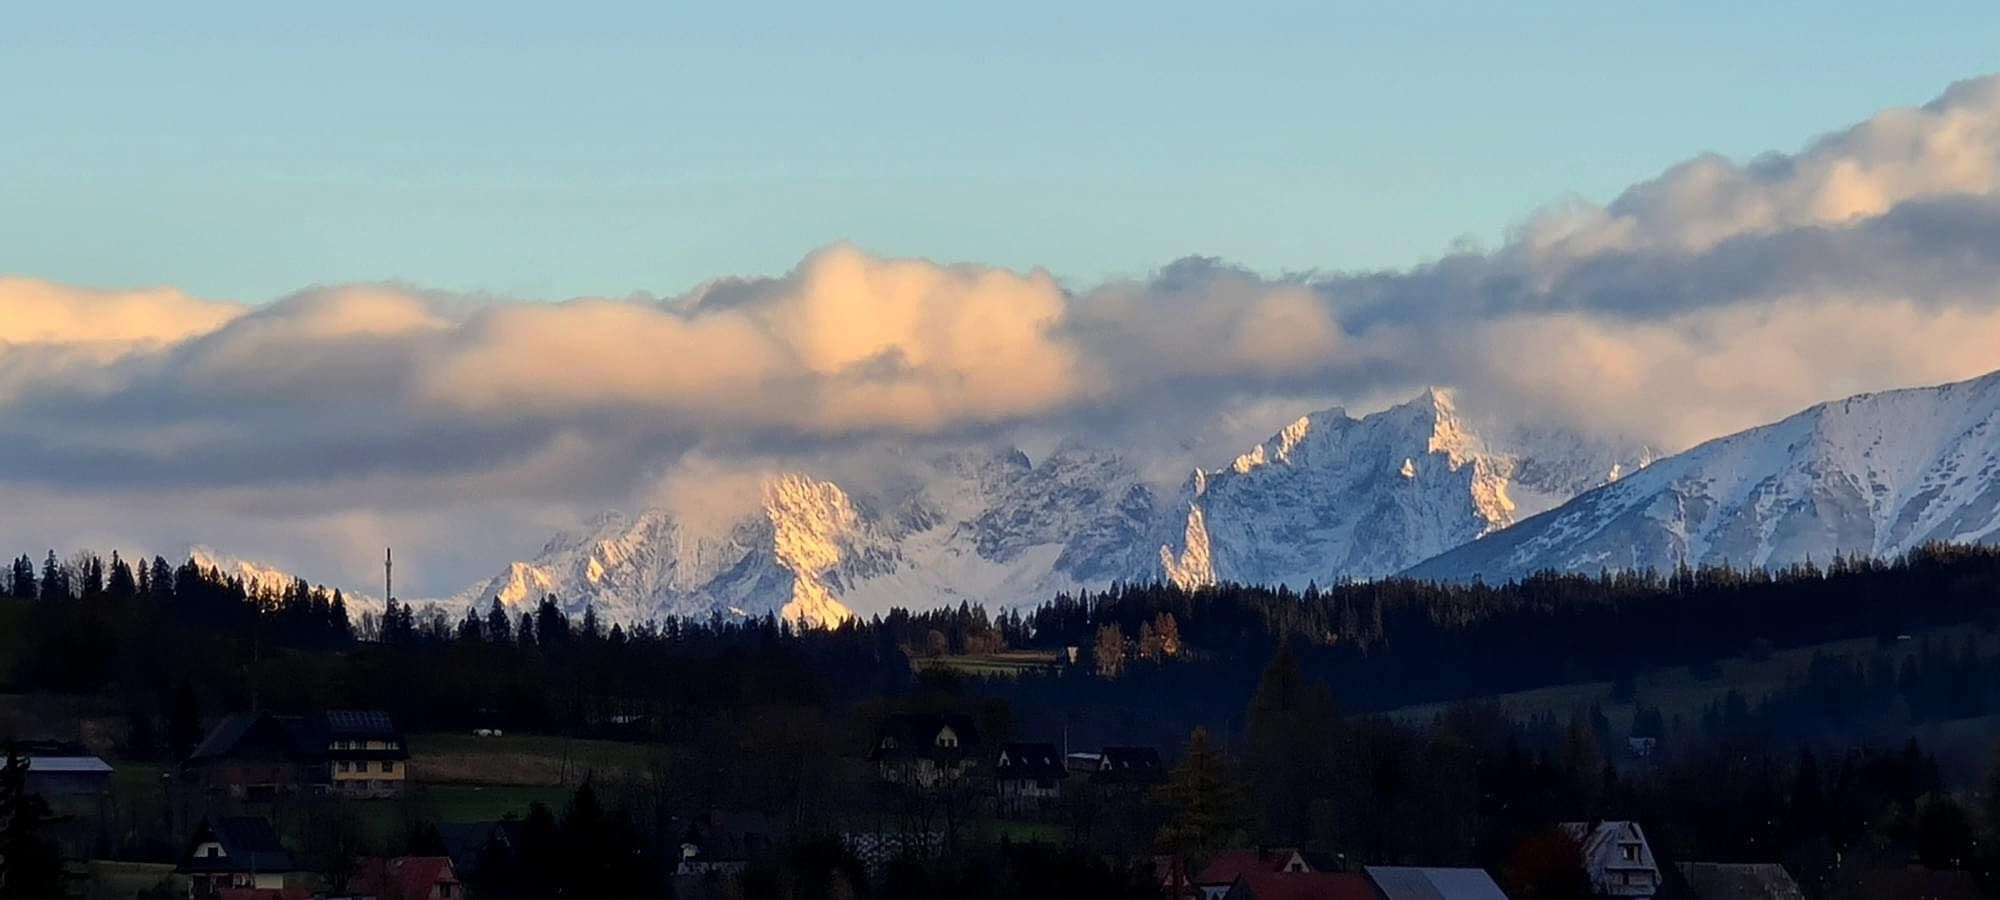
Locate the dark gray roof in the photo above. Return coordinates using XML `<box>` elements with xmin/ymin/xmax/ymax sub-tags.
<box><xmin>868</xmin><ymin>713</ymin><xmax>981</xmax><ymax>762</ymax></box>
<box><xmin>1676</xmin><ymin>863</ymin><xmax>1805</xmax><ymax>900</ymax></box>
<box><xmin>325</xmin><ymin>709</ymin><xmax>401</xmax><ymax>738</ymax></box>
<box><xmin>1091</xmin><ymin>746</ymin><xmax>1165</xmax><ymax>784</ymax></box>
<box><xmin>179</xmin><ymin>816</ymin><xmax>298</xmax><ymax>874</ymax></box>
<box><xmin>186</xmin><ymin>710</ymin><xmax>406</xmax><ymax>764</ymax></box>
<box><xmin>1366</xmin><ymin>866</ymin><xmax>1511</xmax><ymax>900</ymax></box>
<box><xmin>996</xmin><ymin>742</ymin><xmax>1066</xmax><ymax>780</ymax></box>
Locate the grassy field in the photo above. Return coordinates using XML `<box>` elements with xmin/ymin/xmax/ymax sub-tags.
<box><xmin>408</xmin><ymin>732</ymin><xmax>664</xmax><ymax>787</ymax></box>
<box><xmin>414</xmin><ymin>783</ymin><xmax>575</xmax><ymax>822</ymax></box>
<box><xmin>1386</xmin><ymin>623</ymin><xmax>1992</xmax><ymax>733</ymax></box>
<box><xmin>67</xmin><ymin>860</ymin><xmax>179</xmax><ymax>900</ymax></box>
<box><xmin>912</xmin><ymin>650</ymin><xmax>1065</xmax><ymax>678</ymax></box>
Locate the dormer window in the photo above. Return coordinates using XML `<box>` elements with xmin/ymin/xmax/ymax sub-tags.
<box><xmin>1621</xmin><ymin>844</ymin><xmax>1639</xmax><ymax>861</ymax></box>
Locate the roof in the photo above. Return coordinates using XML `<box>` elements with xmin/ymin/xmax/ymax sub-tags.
<box><xmin>1197</xmin><ymin>849</ymin><xmax>1310</xmax><ymax>885</ymax></box>
<box><xmin>1366</xmin><ymin>866</ymin><xmax>1512</xmax><ymax>900</ymax></box>
<box><xmin>187</xmin><ymin>710</ymin><xmax>407</xmax><ymax>764</ymax></box>
<box><xmin>25</xmin><ymin>755</ymin><xmax>112</xmax><ymax>774</ymax></box>
<box><xmin>1827</xmin><ymin>868</ymin><xmax>1984</xmax><ymax>900</ymax></box>
<box><xmin>325</xmin><ymin>709</ymin><xmax>401</xmax><ymax>739</ymax></box>
<box><xmin>1228</xmin><ymin>872</ymin><xmax>1376</xmax><ymax>900</ymax></box>
<box><xmin>217</xmin><ymin>889</ymin><xmax>309</xmax><ymax>900</ymax></box>
<box><xmin>1675</xmin><ymin>863</ymin><xmax>1805</xmax><ymax>900</ymax></box>
<box><xmin>996</xmin><ymin>742</ymin><xmax>1067</xmax><ymax>780</ymax></box>
<box><xmin>868</xmin><ymin>713</ymin><xmax>981</xmax><ymax>762</ymax></box>
<box><xmin>179</xmin><ymin>816</ymin><xmax>298</xmax><ymax>874</ymax></box>
<box><xmin>348</xmin><ymin>855</ymin><xmax>460</xmax><ymax>898</ymax></box>
<box><xmin>1559</xmin><ymin>820</ymin><xmax>1661</xmax><ymax>881</ymax></box>
<box><xmin>1091</xmin><ymin>746</ymin><xmax>1166</xmax><ymax>784</ymax></box>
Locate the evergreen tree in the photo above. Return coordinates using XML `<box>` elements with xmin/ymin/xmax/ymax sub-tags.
<box><xmin>107</xmin><ymin>552</ymin><xmax>136</xmax><ymax>601</ymax></box>
<box><xmin>37</xmin><ymin>552</ymin><xmax>64</xmax><ymax>602</ymax></box>
<box><xmin>1151</xmin><ymin>727</ymin><xmax>1247</xmax><ymax>867</ymax></box>
<box><xmin>148</xmin><ymin>556</ymin><xmax>175</xmax><ymax>605</ymax></box>
<box><xmin>6</xmin><ymin>557</ymin><xmax>31</xmax><ymax>600</ymax></box>
<box><xmin>458</xmin><ymin>606</ymin><xmax>485</xmax><ymax>643</ymax></box>
<box><xmin>487</xmin><ymin>598</ymin><xmax>513</xmax><ymax>644</ymax></box>
<box><xmin>0</xmin><ymin>743</ymin><xmax>62</xmax><ymax>900</ymax></box>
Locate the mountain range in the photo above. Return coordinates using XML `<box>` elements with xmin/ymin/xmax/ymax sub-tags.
<box><xmin>188</xmin><ymin>370</ymin><xmax>2000</xmax><ymax>626</ymax></box>
<box><xmin>1408</xmin><ymin>370</ymin><xmax>2000</xmax><ymax>582</ymax></box>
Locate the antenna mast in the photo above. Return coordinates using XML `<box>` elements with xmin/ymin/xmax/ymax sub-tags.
<box><xmin>385</xmin><ymin>547</ymin><xmax>393</xmax><ymax>602</ymax></box>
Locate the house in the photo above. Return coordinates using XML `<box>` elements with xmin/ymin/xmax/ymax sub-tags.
<box><xmin>1090</xmin><ymin>746</ymin><xmax>1165</xmax><ymax>789</ymax></box>
<box><xmin>176</xmin><ymin>815</ymin><xmax>307</xmax><ymax>900</ymax></box>
<box><xmin>345</xmin><ymin>856</ymin><xmax>461</xmax><ymax>900</ymax></box>
<box><xmin>1674</xmin><ymin>863</ymin><xmax>1805</xmax><ymax>900</ymax></box>
<box><xmin>867</xmin><ymin>713</ymin><xmax>981</xmax><ymax>787</ymax></box>
<box><xmin>1560</xmin><ymin>820</ymin><xmax>1662</xmax><ymax>898</ymax></box>
<box><xmin>323</xmin><ymin>710</ymin><xmax>410</xmax><ymax>798</ymax></box>
<box><xmin>436</xmin><ymin>820</ymin><xmax>523</xmax><ymax>882</ymax></box>
<box><xmin>183</xmin><ymin>710</ymin><xmax>409</xmax><ymax>801</ymax></box>
<box><xmin>994</xmin><ymin>742</ymin><xmax>1067</xmax><ymax>814</ymax></box>
<box><xmin>1365</xmin><ymin>867</ymin><xmax>1512</xmax><ymax>900</ymax></box>
<box><xmin>1221</xmin><ymin>871</ymin><xmax>1375</xmax><ymax>900</ymax></box>
<box><xmin>672</xmin><ymin>808</ymin><xmax>774</xmax><ymax>876</ymax></box>
<box><xmin>1195</xmin><ymin>848</ymin><xmax>1314</xmax><ymax>900</ymax></box>
<box><xmin>25</xmin><ymin>752</ymin><xmax>114</xmax><ymax>797</ymax></box>
<box><xmin>1824</xmin><ymin>867</ymin><xmax>1984</xmax><ymax>900</ymax></box>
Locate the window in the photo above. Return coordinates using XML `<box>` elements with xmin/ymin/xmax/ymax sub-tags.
<box><xmin>380</xmin><ymin>761</ymin><xmax>395</xmax><ymax>773</ymax></box>
<box><xmin>1620</xmin><ymin>844</ymin><xmax>1639</xmax><ymax>861</ymax></box>
<box><xmin>337</xmin><ymin>761</ymin><xmax>349</xmax><ymax>773</ymax></box>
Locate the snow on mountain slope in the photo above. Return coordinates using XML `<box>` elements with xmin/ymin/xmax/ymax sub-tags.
<box><xmin>189</xmin><ymin>546</ymin><xmax>387</xmax><ymax>617</ymax></box>
<box><xmin>1157</xmin><ymin>389</ymin><xmax>1650</xmax><ymax>588</ymax></box>
<box><xmin>1405</xmin><ymin>370</ymin><xmax>2000</xmax><ymax>582</ymax></box>
<box><xmin>454</xmin><ymin>443</ymin><xmax>1162</xmax><ymax>625</ymax></box>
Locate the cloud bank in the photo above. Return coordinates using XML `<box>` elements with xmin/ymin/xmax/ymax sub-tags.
<box><xmin>6</xmin><ymin>74</ymin><xmax>2000</xmax><ymax>592</ymax></box>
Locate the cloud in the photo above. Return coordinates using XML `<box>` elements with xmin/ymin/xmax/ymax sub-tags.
<box><xmin>6</xmin><ymin>75</ymin><xmax>2000</xmax><ymax>593</ymax></box>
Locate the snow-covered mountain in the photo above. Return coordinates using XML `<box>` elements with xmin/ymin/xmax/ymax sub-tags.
<box><xmin>1406</xmin><ymin>370</ymin><xmax>2000</xmax><ymax>583</ymax></box>
<box><xmin>1156</xmin><ymin>389</ymin><xmax>1650</xmax><ymax>588</ymax></box>
<box><xmin>178</xmin><ymin>388</ymin><xmax>1658</xmax><ymax>626</ymax></box>
<box><xmin>189</xmin><ymin>546</ymin><xmax>387</xmax><ymax>617</ymax></box>
<box><xmin>453</xmin><ymin>443</ymin><xmax>1160</xmax><ymax>626</ymax></box>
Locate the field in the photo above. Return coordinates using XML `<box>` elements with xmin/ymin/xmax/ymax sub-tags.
<box><xmin>408</xmin><ymin>732</ymin><xmax>664</xmax><ymax>787</ymax></box>
<box><xmin>911</xmin><ymin>650</ymin><xmax>1065</xmax><ymax>677</ymax></box>
<box><xmin>1387</xmin><ymin>623</ymin><xmax>1993</xmax><ymax>733</ymax></box>
<box><xmin>66</xmin><ymin>860</ymin><xmax>179</xmax><ymax>900</ymax></box>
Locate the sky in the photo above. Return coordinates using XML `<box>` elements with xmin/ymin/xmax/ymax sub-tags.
<box><xmin>5</xmin><ymin>2</ymin><xmax>2000</xmax><ymax>300</ymax></box>
<box><xmin>7</xmin><ymin>6</ymin><xmax>2000</xmax><ymax>597</ymax></box>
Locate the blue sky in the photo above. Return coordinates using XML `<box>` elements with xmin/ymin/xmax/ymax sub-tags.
<box><xmin>4</xmin><ymin>1</ymin><xmax>1998</xmax><ymax>301</ymax></box>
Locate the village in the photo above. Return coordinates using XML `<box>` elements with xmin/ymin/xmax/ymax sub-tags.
<box><xmin>13</xmin><ymin>700</ymin><xmax>1979</xmax><ymax>900</ymax></box>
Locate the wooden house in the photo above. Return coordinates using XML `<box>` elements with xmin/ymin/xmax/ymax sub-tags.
<box><xmin>867</xmin><ymin>713</ymin><xmax>981</xmax><ymax>787</ymax></box>
<box><xmin>1560</xmin><ymin>820</ymin><xmax>1662</xmax><ymax>898</ymax></box>
<box><xmin>183</xmin><ymin>709</ymin><xmax>408</xmax><ymax>801</ymax></box>
<box><xmin>1090</xmin><ymin>745</ymin><xmax>1166</xmax><ymax>790</ymax></box>
<box><xmin>176</xmin><ymin>815</ymin><xmax>307</xmax><ymax>900</ymax></box>
<box><xmin>993</xmin><ymin>742</ymin><xmax>1066</xmax><ymax>814</ymax></box>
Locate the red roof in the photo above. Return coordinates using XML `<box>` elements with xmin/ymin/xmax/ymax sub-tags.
<box><xmin>1233</xmin><ymin>872</ymin><xmax>1377</xmax><ymax>900</ymax></box>
<box><xmin>1196</xmin><ymin>849</ymin><xmax>1310</xmax><ymax>885</ymax></box>
<box><xmin>347</xmin><ymin>855</ymin><xmax>460</xmax><ymax>899</ymax></box>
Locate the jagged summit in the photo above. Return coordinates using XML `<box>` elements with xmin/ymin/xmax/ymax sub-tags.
<box><xmin>1156</xmin><ymin>389</ymin><xmax>1648</xmax><ymax>589</ymax></box>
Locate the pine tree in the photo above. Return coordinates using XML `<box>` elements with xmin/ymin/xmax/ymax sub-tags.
<box><xmin>37</xmin><ymin>552</ymin><xmax>64</xmax><ymax>602</ymax></box>
<box><xmin>486</xmin><ymin>598</ymin><xmax>513</xmax><ymax>644</ymax></box>
<box><xmin>1152</xmin><ymin>727</ymin><xmax>1247</xmax><ymax>867</ymax></box>
<box><xmin>6</xmin><ymin>557</ymin><xmax>30</xmax><ymax>600</ymax></box>
<box><xmin>108</xmin><ymin>552</ymin><xmax>136</xmax><ymax>601</ymax></box>
<box><xmin>0</xmin><ymin>743</ymin><xmax>62</xmax><ymax>900</ymax></box>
